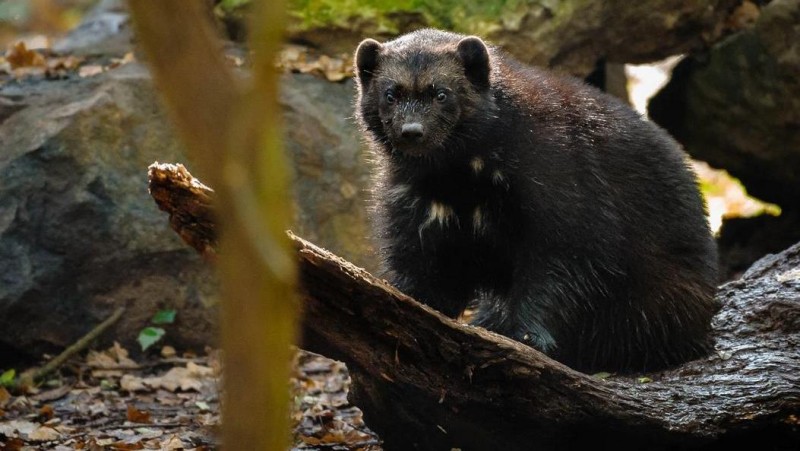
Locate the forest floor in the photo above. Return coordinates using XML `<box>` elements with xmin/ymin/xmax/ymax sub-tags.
<box><xmin>0</xmin><ymin>345</ymin><xmax>381</xmax><ymax>450</ymax></box>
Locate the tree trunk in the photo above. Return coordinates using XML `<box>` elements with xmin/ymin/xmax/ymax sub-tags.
<box><xmin>149</xmin><ymin>162</ymin><xmax>800</xmax><ymax>450</ymax></box>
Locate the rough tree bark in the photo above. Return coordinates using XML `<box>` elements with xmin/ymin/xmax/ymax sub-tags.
<box><xmin>149</xmin><ymin>163</ymin><xmax>800</xmax><ymax>450</ymax></box>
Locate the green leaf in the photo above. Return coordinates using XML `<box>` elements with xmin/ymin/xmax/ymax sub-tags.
<box><xmin>220</xmin><ymin>0</ymin><xmax>250</xmax><ymax>11</ymax></box>
<box><xmin>196</xmin><ymin>401</ymin><xmax>211</xmax><ymax>412</ymax></box>
<box><xmin>0</xmin><ymin>368</ymin><xmax>15</xmax><ymax>386</ymax></box>
<box><xmin>151</xmin><ymin>309</ymin><xmax>177</xmax><ymax>325</ymax></box>
<box><xmin>137</xmin><ymin>327</ymin><xmax>166</xmax><ymax>351</ymax></box>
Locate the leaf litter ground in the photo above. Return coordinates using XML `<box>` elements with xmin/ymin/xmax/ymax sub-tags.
<box><xmin>0</xmin><ymin>344</ymin><xmax>381</xmax><ymax>450</ymax></box>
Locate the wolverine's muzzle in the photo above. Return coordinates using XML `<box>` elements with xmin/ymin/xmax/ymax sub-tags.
<box><xmin>394</xmin><ymin>121</ymin><xmax>431</xmax><ymax>156</ymax></box>
<box><xmin>401</xmin><ymin>122</ymin><xmax>424</xmax><ymax>139</ymax></box>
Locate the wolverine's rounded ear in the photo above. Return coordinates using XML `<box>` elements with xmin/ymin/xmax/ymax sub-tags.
<box><xmin>457</xmin><ymin>36</ymin><xmax>491</xmax><ymax>89</ymax></box>
<box><xmin>355</xmin><ymin>38</ymin><xmax>383</xmax><ymax>87</ymax></box>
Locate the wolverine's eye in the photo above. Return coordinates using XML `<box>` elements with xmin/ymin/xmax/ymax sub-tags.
<box><xmin>435</xmin><ymin>90</ymin><xmax>448</xmax><ymax>103</ymax></box>
<box><xmin>385</xmin><ymin>90</ymin><xmax>396</xmax><ymax>104</ymax></box>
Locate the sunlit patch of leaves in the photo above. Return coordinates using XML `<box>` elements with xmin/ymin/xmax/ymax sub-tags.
<box><xmin>693</xmin><ymin>161</ymin><xmax>781</xmax><ymax>234</ymax></box>
<box><xmin>277</xmin><ymin>44</ymin><xmax>354</xmax><ymax>82</ymax></box>
<box><xmin>0</xmin><ymin>41</ymin><xmax>136</xmax><ymax>83</ymax></box>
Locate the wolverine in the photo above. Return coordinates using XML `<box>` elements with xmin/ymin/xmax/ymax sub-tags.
<box><xmin>354</xmin><ymin>29</ymin><xmax>718</xmax><ymax>372</ymax></box>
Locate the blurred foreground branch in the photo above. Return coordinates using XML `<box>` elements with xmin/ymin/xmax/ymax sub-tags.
<box><xmin>130</xmin><ymin>2</ymin><xmax>296</xmax><ymax>450</ymax></box>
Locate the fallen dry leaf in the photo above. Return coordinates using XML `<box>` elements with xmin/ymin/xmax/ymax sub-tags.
<box><xmin>38</xmin><ymin>404</ymin><xmax>55</xmax><ymax>420</ymax></box>
<box><xmin>159</xmin><ymin>434</ymin><xmax>186</xmax><ymax>450</ymax></box>
<box><xmin>0</xmin><ymin>419</ymin><xmax>38</xmax><ymax>437</ymax></box>
<box><xmin>126</xmin><ymin>404</ymin><xmax>152</xmax><ymax>424</ymax></box>
<box><xmin>79</xmin><ymin>65</ymin><xmax>104</xmax><ymax>78</ymax></box>
<box><xmin>0</xmin><ymin>386</ymin><xmax>10</xmax><ymax>406</ymax></box>
<box><xmin>6</xmin><ymin>42</ymin><xmax>46</xmax><ymax>69</ymax></box>
<box><xmin>86</xmin><ymin>350</ymin><xmax>115</xmax><ymax>368</ymax></box>
<box><xmin>109</xmin><ymin>51</ymin><xmax>136</xmax><ymax>69</ymax></box>
<box><xmin>87</xmin><ymin>343</ymin><xmax>138</xmax><ymax>378</ymax></box>
<box><xmin>45</xmin><ymin>55</ymin><xmax>84</xmax><ymax>79</ymax></box>
<box><xmin>186</xmin><ymin>361</ymin><xmax>214</xmax><ymax>377</ymax></box>
<box><xmin>28</xmin><ymin>425</ymin><xmax>61</xmax><ymax>441</ymax></box>
<box><xmin>277</xmin><ymin>44</ymin><xmax>354</xmax><ymax>82</ymax></box>
<box><xmin>122</xmin><ymin>363</ymin><xmax>214</xmax><ymax>393</ymax></box>
<box><xmin>160</xmin><ymin>346</ymin><xmax>176</xmax><ymax>358</ymax></box>
<box><xmin>109</xmin><ymin>441</ymin><xmax>145</xmax><ymax>450</ymax></box>
<box><xmin>111</xmin><ymin>342</ymin><xmax>135</xmax><ymax>363</ymax></box>
<box><xmin>120</xmin><ymin>374</ymin><xmax>146</xmax><ymax>392</ymax></box>
<box><xmin>0</xmin><ymin>437</ymin><xmax>24</xmax><ymax>450</ymax></box>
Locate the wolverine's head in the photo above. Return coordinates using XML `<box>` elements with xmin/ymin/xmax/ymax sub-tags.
<box><xmin>354</xmin><ymin>29</ymin><xmax>495</xmax><ymax>159</ymax></box>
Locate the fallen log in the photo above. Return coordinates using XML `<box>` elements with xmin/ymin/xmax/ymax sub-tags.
<box><xmin>148</xmin><ymin>162</ymin><xmax>800</xmax><ymax>450</ymax></box>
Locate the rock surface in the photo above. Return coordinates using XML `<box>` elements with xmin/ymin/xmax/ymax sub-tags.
<box><xmin>650</xmin><ymin>0</ymin><xmax>800</xmax><ymax>210</ymax></box>
<box><xmin>282</xmin><ymin>0</ymin><xmax>740</xmax><ymax>76</ymax></box>
<box><xmin>0</xmin><ymin>63</ymin><xmax>219</xmax><ymax>360</ymax></box>
<box><xmin>280</xmin><ymin>75</ymin><xmax>377</xmax><ymax>272</ymax></box>
<box><xmin>0</xmin><ymin>6</ymin><xmax>375</xmax><ymax>361</ymax></box>
<box><xmin>717</xmin><ymin>211</ymin><xmax>800</xmax><ymax>279</ymax></box>
<box><xmin>52</xmin><ymin>0</ymin><xmax>133</xmax><ymax>56</ymax></box>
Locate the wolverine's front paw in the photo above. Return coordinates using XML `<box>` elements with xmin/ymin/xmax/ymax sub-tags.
<box><xmin>515</xmin><ymin>327</ymin><xmax>557</xmax><ymax>355</ymax></box>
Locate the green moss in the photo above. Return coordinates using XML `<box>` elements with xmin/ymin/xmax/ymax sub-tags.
<box><xmin>219</xmin><ymin>0</ymin><xmax>596</xmax><ymax>42</ymax></box>
<box><xmin>286</xmin><ymin>0</ymin><xmax>531</xmax><ymax>32</ymax></box>
<box><xmin>216</xmin><ymin>0</ymin><xmax>601</xmax><ymax>33</ymax></box>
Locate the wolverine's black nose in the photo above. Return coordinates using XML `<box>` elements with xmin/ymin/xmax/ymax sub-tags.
<box><xmin>401</xmin><ymin>123</ymin><xmax>424</xmax><ymax>139</ymax></box>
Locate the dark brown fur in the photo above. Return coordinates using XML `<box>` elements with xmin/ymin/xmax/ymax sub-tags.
<box><xmin>355</xmin><ymin>29</ymin><xmax>719</xmax><ymax>372</ymax></box>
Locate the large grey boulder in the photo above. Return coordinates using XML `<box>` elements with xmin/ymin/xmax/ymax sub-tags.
<box><xmin>649</xmin><ymin>0</ymin><xmax>800</xmax><ymax>278</ymax></box>
<box><xmin>280</xmin><ymin>75</ymin><xmax>377</xmax><ymax>272</ymax></box>
<box><xmin>52</xmin><ymin>0</ymin><xmax>132</xmax><ymax>56</ymax></box>
<box><xmin>0</xmin><ymin>64</ymin><xmax>218</xmax><ymax>359</ymax></box>
<box><xmin>0</xmin><ymin>46</ymin><xmax>373</xmax><ymax>362</ymax></box>
<box><xmin>650</xmin><ymin>0</ymin><xmax>800</xmax><ymax>210</ymax></box>
<box><xmin>276</xmin><ymin>0</ymin><xmax>740</xmax><ymax>76</ymax></box>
